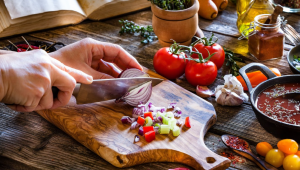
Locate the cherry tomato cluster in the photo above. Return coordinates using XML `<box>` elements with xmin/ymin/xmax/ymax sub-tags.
<box><xmin>256</xmin><ymin>139</ymin><xmax>300</xmax><ymax>169</ymax></box>
<box><xmin>153</xmin><ymin>33</ymin><xmax>225</xmax><ymax>86</ymax></box>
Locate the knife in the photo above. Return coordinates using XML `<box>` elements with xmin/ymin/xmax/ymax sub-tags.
<box><xmin>52</xmin><ymin>77</ymin><xmax>163</xmax><ymax>104</ymax></box>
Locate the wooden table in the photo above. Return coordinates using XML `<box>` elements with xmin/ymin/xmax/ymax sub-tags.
<box><xmin>0</xmin><ymin>2</ymin><xmax>299</xmax><ymax>170</ymax></box>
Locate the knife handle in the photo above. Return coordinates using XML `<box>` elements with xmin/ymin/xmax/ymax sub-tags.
<box><xmin>52</xmin><ymin>87</ymin><xmax>59</xmax><ymax>99</ymax></box>
<box><xmin>51</xmin><ymin>84</ymin><xmax>81</xmax><ymax>99</ymax></box>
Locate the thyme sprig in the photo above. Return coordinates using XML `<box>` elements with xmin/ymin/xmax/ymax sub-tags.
<box><xmin>119</xmin><ymin>19</ymin><xmax>157</xmax><ymax>44</ymax></box>
<box><xmin>224</xmin><ymin>49</ymin><xmax>244</xmax><ymax>76</ymax></box>
<box><xmin>148</xmin><ymin>0</ymin><xmax>191</xmax><ymax>10</ymax></box>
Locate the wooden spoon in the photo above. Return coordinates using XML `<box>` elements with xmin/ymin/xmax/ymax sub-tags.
<box><xmin>265</xmin><ymin>5</ymin><xmax>283</xmax><ymax>24</ymax></box>
<box><xmin>221</xmin><ymin>134</ymin><xmax>278</xmax><ymax>170</ymax></box>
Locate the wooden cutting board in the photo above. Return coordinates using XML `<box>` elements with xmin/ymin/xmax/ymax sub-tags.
<box><xmin>36</xmin><ymin>68</ymin><xmax>230</xmax><ymax>170</ymax></box>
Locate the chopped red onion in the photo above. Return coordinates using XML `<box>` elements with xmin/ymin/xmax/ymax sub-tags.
<box><xmin>153</xmin><ymin>116</ymin><xmax>163</xmax><ymax>124</ymax></box>
<box><xmin>132</xmin><ymin>107</ymin><xmax>144</xmax><ymax>118</ymax></box>
<box><xmin>176</xmin><ymin>120</ymin><xmax>183</xmax><ymax>126</ymax></box>
<box><xmin>116</xmin><ymin>81</ymin><xmax>152</xmax><ymax>107</ymax></box>
<box><xmin>121</xmin><ymin>116</ymin><xmax>135</xmax><ymax>124</ymax></box>
<box><xmin>130</xmin><ymin>121</ymin><xmax>140</xmax><ymax>130</ymax></box>
<box><xmin>138</xmin><ymin>126</ymin><xmax>144</xmax><ymax>136</ymax></box>
<box><xmin>119</xmin><ymin>68</ymin><xmax>149</xmax><ymax>78</ymax></box>
<box><xmin>167</xmin><ymin>103</ymin><xmax>177</xmax><ymax>109</ymax></box>
<box><xmin>148</xmin><ymin>103</ymin><xmax>166</xmax><ymax>114</ymax></box>
<box><xmin>154</xmin><ymin>126</ymin><xmax>160</xmax><ymax>134</ymax></box>
<box><xmin>173</xmin><ymin>107</ymin><xmax>182</xmax><ymax>114</ymax></box>
<box><xmin>134</xmin><ymin>135</ymin><xmax>140</xmax><ymax>143</ymax></box>
<box><xmin>138</xmin><ymin>103</ymin><xmax>148</xmax><ymax>113</ymax></box>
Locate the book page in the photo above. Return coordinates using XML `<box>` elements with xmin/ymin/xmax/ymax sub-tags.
<box><xmin>78</xmin><ymin>0</ymin><xmax>113</xmax><ymax>16</ymax></box>
<box><xmin>3</xmin><ymin>0</ymin><xmax>86</xmax><ymax>19</ymax></box>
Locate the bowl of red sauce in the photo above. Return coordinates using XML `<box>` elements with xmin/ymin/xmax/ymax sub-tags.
<box><xmin>239</xmin><ymin>63</ymin><xmax>300</xmax><ymax>141</ymax></box>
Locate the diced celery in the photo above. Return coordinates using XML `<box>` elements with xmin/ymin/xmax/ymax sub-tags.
<box><xmin>145</xmin><ymin>116</ymin><xmax>153</xmax><ymax>126</ymax></box>
<box><xmin>163</xmin><ymin>116</ymin><xmax>170</xmax><ymax>125</ymax></box>
<box><xmin>166</xmin><ymin>111</ymin><xmax>174</xmax><ymax>119</ymax></box>
<box><xmin>154</xmin><ymin>123</ymin><xmax>161</xmax><ymax>128</ymax></box>
<box><xmin>172</xmin><ymin>126</ymin><xmax>180</xmax><ymax>137</ymax></box>
<box><xmin>296</xmin><ymin>65</ymin><xmax>300</xmax><ymax>71</ymax></box>
<box><xmin>160</xmin><ymin>125</ymin><xmax>170</xmax><ymax>134</ymax></box>
<box><xmin>168</xmin><ymin>118</ymin><xmax>176</xmax><ymax>130</ymax></box>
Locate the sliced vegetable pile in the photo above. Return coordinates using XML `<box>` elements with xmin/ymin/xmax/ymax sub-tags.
<box><xmin>256</xmin><ymin>139</ymin><xmax>300</xmax><ymax>170</ymax></box>
<box><xmin>121</xmin><ymin>102</ymin><xmax>191</xmax><ymax>143</ymax></box>
<box><xmin>293</xmin><ymin>55</ymin><xmax>300</xmax><ymax>71</ymax></box>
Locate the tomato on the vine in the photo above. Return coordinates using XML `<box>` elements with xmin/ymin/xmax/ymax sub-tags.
<box><xmin>153</xmin><ymin>43</ymin><xmax>186</xmax><ymax>80</ymax></box>
<box><xmin>185</xmin><ymin>51</ymin><xmax>217</xmax><ymax>86</ymax></box>
<box><xmin>191</xmin><ymin>33</ymin><xmax>225</xmax><ymax>69</ymax></box>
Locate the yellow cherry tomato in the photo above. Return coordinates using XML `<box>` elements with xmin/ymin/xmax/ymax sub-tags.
<box><xmin>277</xmin><ymin>139</ymin><xmax>299</xmax><ymax>155</ymax></box>
<box><xmin>283</xmin><ymin>155</ymin><xmax>300</xmax><ymax>170</ymax></box>
<box><xmin>265</xmin><ymin>149</ymin><xmax>285</xmax><ymax>168</ymax></box>
<box><xmin>256</xmin><ymin>142</ymin><xmax>273</xmax><ymax>157</ymax></box>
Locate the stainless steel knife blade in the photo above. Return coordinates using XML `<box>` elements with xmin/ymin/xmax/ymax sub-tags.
<box><xmin>73</xmin><ymin>77</ymin><xmax>163</xmax><ymax>104</ymax></box>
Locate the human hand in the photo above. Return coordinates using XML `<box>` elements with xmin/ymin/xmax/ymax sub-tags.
<box><xmin>0</xmin><ymin>50</ymin><xmax>93</xmax><ymax>112</ymax></box>
<box><xmin>49</xmin><ymin>38</ymin><xmax>143</xmax><ymax>79</ymax></box>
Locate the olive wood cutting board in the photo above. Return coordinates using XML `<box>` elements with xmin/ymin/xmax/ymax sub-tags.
<box><xmin>36</xmin><ymin>67</ymin><xmax>230</xmax><ymax>170</ymax></box>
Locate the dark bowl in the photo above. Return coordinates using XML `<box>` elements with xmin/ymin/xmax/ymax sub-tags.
<box><xmin>239</xmin><ymin>63</ymin><xmax>300</xmax><ymax>142</ymax></box>
<box><xmin>3</xmin><ymin>40</ymin><xmax>65</xmax><ymax>53</ymax></box>
<box><xmin>287</xmin><ymin>45</ymin><xmax>300</xmax><ymax>74</ymax></box>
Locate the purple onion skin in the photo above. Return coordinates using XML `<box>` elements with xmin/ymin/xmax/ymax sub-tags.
<box><xmin>138</xmin><ymin>126</ymin><xmax>144</xmax><ymax>136</ymax></box>
<box><xmin>132</xmin><ymin>107</ymin><xmax>144</xmax><ymax>118</ymax></box>
<box><xmin>121</xmin><ymin>116</ymin><xmax>134</xmax><ymax>124</ymax></box>
<box><xmin>119</xmin><ymin>68</ymin><xmax>146</xmax><ymax>78</ymax></box>
<box><xmin>130</xmin><ymin>121</ymin><xmax>140</xmax><ymax>130</ymax></box>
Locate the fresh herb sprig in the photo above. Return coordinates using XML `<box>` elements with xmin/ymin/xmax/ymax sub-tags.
<box><xmin>119</xmin><ymin>19</ymin><xmax>157</xmax><ymax>44</ymax></box>
<box><xmin>148</xmin><ymin>0</ymin><xmax>191</xmax><ymax>10</ymax></box>
<box><xmin>224</xmin><ymin>49</ymin><xmax>244</xmax><ymax>76</ymax></box>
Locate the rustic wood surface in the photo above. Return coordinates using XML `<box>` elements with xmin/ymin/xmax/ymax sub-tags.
<box><xmin>36</xmin><ymin>69</ymin><xmax>230</xmax><ymax>169</ymax></box>
<box><xmin>0</xmin><ymin>1</ymin><xmax>300</xmax><ymax>170</ymax></box>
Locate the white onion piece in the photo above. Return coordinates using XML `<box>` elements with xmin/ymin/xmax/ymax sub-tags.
<box><xmin>167</xmin><ymin>103</ymin><xmax>177</xmax><ymax>109</ymax></box>
<box><xmin>176</xmin><ymin>120</ymin><xmax>183</xmax><ymax>126</ymax></box>
<box><xmin>119</xmin><ymin>68</ymin><xmax>149</xmax><ymax>78</ymax></box>
<box><xmin>116</xmin><ymin>81</ymin><xmax>152</xmax><ymax>107</ymax></box>
<box><xmin>130</xmin><ymin>121</ymin><xmax>140</xmax><ymax>130</ymax></box>
<box><xmin>134</xmin><ymin>135</ymin><xmax>140</xmax><ymax>143</ymax></box>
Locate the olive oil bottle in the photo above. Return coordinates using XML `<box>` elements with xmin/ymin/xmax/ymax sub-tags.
<box><xmin>237</xmin><ymin>0</ymin><xmax>274</xmax><ymax>36</ymax></box>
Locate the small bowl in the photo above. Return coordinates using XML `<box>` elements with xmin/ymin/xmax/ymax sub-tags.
<box><xmin>3</xmin><ymin>40</ymin><xmax>65</xmax><ymax>53</ymax></box>
<box><xmin>287</xmin><ymin>45</ymin><xmax>300</xmax><ymax>74</ymax></box>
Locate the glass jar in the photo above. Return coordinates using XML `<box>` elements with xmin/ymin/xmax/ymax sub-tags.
<box><xmin>236</xmin><ymin>0</ymin><xmax>252</xmax><ymax>18</ymax></box>
<box><xmin>247</xmin><ymin>14</ymin><xmax>285</xmax><ymax>61</ymax></box>
<box><xmin>237</xmin><ymin>0</ymin><xmax>274</xmax><ymax>36</ymax></box>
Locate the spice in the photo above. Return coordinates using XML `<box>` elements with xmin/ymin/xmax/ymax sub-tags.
<box><xmin>220</xmin><ymin>151</ymin><xmax>246</xmax><ymax>165</ymax></box>
<box><xmin>225</xmin><ymin>136</ymin><xmax>249</xmax><ymax>150</ymax></box>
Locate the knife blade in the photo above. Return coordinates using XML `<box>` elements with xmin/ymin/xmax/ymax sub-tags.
<box><xmin>52</xmin><ymin>77</ymin><xmax>163</xmax><ymax>104</ymax></box>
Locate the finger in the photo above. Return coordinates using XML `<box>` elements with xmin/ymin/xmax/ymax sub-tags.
<box><xmin>50</xmin><ymin>57</ymin><xmax>93</xmax><ymax>84</ymax></box>
<box><xmin>89</xmin><ymin>69</ymin><xmax>114</xmax><ymax>79</ymax></box>
<box><xmin>35</xmin><ymin>87</ymin><xmax>54</xmax><ymax>110</ymax></box>
<box><xmin>92</xmin><ymin>42</ymin><xmax>143</xmax><ymax>71</ymax></box>
<box><xmin>51</xmin><ymin>66</ymin><xmax>76</xmax><ymax>109</ymax></box>
<box><xmin>0</xmin><ymin>50</ymin><xmax>15</xmax><ymax>55</ymax></box>
<box><xmin>96</xmin><ymin>60</ymin><xmax>121</xmax><ymax>78</ymax></box>
<box><xmin>7</xmin><ymin>104</ymin><xmax>36</xmax><ymax>112</ymax></box>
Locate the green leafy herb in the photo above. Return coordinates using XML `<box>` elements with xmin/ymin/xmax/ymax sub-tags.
<box><xmin>224</xmin><ymin>49</ymin><xmax>244</xmax><ymax>76</ymax></box>
<box><xmin>148</xmin><ymin>0</ymin><xmax>191</xmax><ymax>10</ymax></box>
<box><xmin>119</xmin><ymin>19</ymin><xmax>157</xmax><ymax>44</ymax></box>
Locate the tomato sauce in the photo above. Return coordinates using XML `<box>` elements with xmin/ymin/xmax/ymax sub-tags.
<box><xmin>256</xmin><ymin>83</ymin><xmax>300</xmax><ymax>125</ymax></box>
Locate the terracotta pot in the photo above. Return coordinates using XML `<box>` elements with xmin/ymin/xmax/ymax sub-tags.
<box><xmin>151</xmin><ymin>0</ymin><xmax>200</xmax><ymax>47</ymax></box>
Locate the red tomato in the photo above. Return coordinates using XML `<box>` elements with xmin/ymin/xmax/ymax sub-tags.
<box><xmin>143</xmin><ymin>126</ymin><xmax>154</xmax><ymax>134</ymax></box>
<box><xmin>153</xmin><ymin>47</ymin><xmax>186</xmax><ymax>79</ymax></box>
<box><xmin>144</xmin><ymin>112</ymin><xmax>153</xmax><ymax>120</ymax></box>
<box><xmin>144</xmin><ymin>131</ymin><xmax>155</xmax><ymax>143</ymax></box>
<box><xmin>191</xmin><ymin>34</ymin><xmax>225</xmax><ymax>69</ymax></box>
<box><xmin>185</xmin><ymin>117</ymin><xmax>191</xmax><ymax>128</ymax></box>
<box><xmin>137</xmin><ymin>116</ymin><xmax>145</xmax><ymax>126</ymax></box>
<box><xmin>185</xmin><ymin>60</ymin><xmax>218</xmax><ymax>86</ymax></box>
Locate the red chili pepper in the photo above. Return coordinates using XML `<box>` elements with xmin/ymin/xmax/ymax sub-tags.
<box><xmin>137</xmin><ymin>116</ymin><xmax>145</xmax><ymax>126</ymax></box>
<box><xmin>144</xmin><ymin>112</ymin><xmax>154</xmax><ymax>120</ymax></box>
<box><xmin>143</xmin><ymin>126</ymin><xmax>154</xmax><ymax>134</ymax></box>
<box><xmin>185</xmin><ymin>117</ymin><xmax>191</xmax><ymax>128</ymax></box>
<box><xmin>144</xmin><ymin>131</ymin><xmax>155</xmax><ymax>142</ymax></box>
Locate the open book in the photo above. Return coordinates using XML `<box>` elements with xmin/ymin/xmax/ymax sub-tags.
<box><xmin>0</xmin><ymin>0</ymin><xmax>150</xmax><ymax>38</ymax></box>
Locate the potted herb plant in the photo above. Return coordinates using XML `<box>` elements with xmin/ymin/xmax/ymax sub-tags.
<box><xmin>149</xmin><ymin>0</ymin><xmax>203</xmax><ymax>46</ymax></box>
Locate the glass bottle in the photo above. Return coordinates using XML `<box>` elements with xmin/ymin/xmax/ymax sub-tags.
<box><xmin>236</xmin><ymin>0</ymin><xmax>252</xmax><ymax>18</ymax></box>
<box><xmin>248</xmin><ymin>14</ymin><xmax>285</xmax><ymax>60</ymax></box>
<box><xmin>237</xmin><ymin>0</ymin><xmax>274</xmax><ymax>36</ymax></box>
